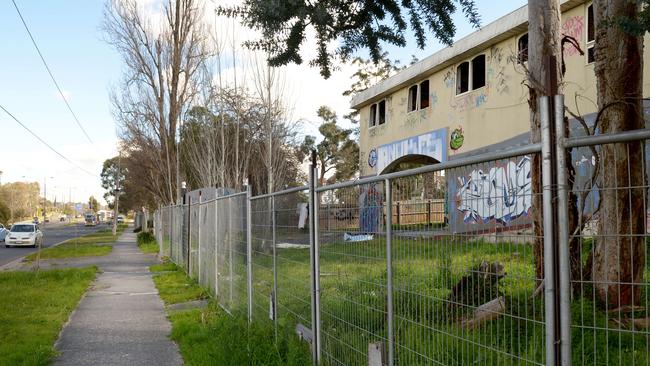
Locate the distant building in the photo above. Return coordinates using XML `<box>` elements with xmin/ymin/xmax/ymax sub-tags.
<box><xmin>351</xmin><ymin>0</ymin><xmax>649</xmax><ymax>229</ymax></box>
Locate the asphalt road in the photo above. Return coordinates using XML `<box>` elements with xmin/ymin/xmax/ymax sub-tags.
<box><xmin>0</xmin><ymin>222</ymin><xmax>106</xmax><ymax>267</ymax></box>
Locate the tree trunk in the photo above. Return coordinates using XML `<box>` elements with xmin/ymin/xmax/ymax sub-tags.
<box><xmin>527</xmin><ymin>0</ymin><xmax>562</xmax><ymax>282</ymax></box>
<box><xmin>592</xmin><ymin>0</ymin><xmax>645</xmax><ymax>308</ymax></box>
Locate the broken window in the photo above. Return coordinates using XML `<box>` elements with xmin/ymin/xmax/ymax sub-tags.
<box><xmin>419</xmin><ymin>80</ymin><xmax>430</xmax><ymax>109</ymax></box>
<box><xmin>518</xmin><ymin>34</ymin><xmax>528</xmax><ymax>63</ymax></box>
<box><xmin>587</xmin><ymin>4</ymin><xmax>595</xmax><ymax>63</ymax></box>
<box><xmin>456</xmin><ymin>62</ymin><xmax>469</xmax><ymax>94</ymax></box>
<box><xmin>369</xmin><ymin>104</ymin><xmax>377</xmax><ymax>127</ymax></box>
<box><xmin>378</xmin><ymin>100</ymin><xmax>386</xmax><ymax>125</ymax></box>
<box><xmin>408</xmin><ymin>85</ymin><xmax>418</xmax><ymax>112</ymax></box>
<box><xmin>471</xmin><ymin>55</ymin><xmax>486</xmax><ymax>90</ymax></box>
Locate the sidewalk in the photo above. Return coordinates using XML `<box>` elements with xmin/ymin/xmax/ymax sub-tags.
<box><xmin>52</xmin><ymin>231</ymin><xmax>182</xmax><ymax>366</ymax></box>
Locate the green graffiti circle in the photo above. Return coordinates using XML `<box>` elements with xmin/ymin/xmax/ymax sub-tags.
<box><xmin>450</xmin><ymin>128</ymin><xmax>464</xmax><ymax>150</ymax></box>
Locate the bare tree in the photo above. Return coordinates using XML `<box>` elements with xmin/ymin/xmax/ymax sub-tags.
<box><xmin>103</xmin><ymin>0</ymin><xmax>209</xmax><ymax>204</ymax></box>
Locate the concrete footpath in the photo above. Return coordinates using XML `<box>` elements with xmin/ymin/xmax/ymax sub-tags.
<box><xmin>53</xmin><ymin>231</ymin><xmax>183</xmax><ymax>366</ymax></box>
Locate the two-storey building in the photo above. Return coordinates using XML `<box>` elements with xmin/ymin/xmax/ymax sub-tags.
<box><xmin>351</xmin><ymin>0</ymin><xmax>650</xmax><ymax>230</ymax></box>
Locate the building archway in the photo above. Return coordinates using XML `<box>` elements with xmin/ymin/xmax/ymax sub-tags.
<box><xmin>379</xmin><ymin>154</ymin><xmax>440</xmax><ymax>175</ymax></box>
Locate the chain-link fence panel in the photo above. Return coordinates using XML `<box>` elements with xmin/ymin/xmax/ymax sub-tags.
<box><xmin>215</xmin><ymin>192</ymin><xmax>249</xmax><ymax>314</ymax></box>
<box><xmin>199</xmin><ymin>199</ymin><xmax>217</xmax><ymax>296</ymax></box>
<box><xmin>316</xmin><ymin>181</ymin><xmax>388</xmax><ymax>366</ymax></box>
<box><xmin>250</xmin><ymin>196</ymin><xmax>274</xmax><ymax>322</ymax></box>
<box><xmin>565</xmin><ymin>133</ymin><xmax>650</xmax><ymax>365</ymax></box>
<box><xmin>274</xmin><ymin>189</ymin><xmax>313</xmax><ymax>334</ymax></box>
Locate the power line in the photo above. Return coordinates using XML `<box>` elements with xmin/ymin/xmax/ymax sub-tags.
<box><xmin>11</xmin><ymin>0</ymin><xmax>94</xmax><ymax>144</ymax></box>
<box><xmin>0</xmin><ymin>103</ymin><xmax>95</xmax><ymax>177</ymax></box>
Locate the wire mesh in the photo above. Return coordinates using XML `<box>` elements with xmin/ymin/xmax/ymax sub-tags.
<box><xmin>391</xmin><ymin>155</ymin><xmax>544</xmax><ymax>365</ymax></box>
<box><xmin>199</xmin><ymin>199</ymin><xmax>217</xmax><ymax>296</ymax></box>
<box><xmin>250</xmin><ymin>196</ymin><xmax>274</xmax><ymax>322</ymax></box>
<box><xmin>151</xmin><ymin>128</ymin><xmax>650</xmax><ymax>366</ymax></box>
<box><xmin>274</xmin><ymin>189</ymin><xmax>313</xmax><ymax>331</ymax></box>
<box><xmin>317</xmin><ymin>181</ymin><xmax>389</xmax><ymax>365</ymax></box>
<box><xmin>214</xmin><ymin>193</ymin><xmax>249</xmax><ymax>314</ymax></box>
<box><xmin>568</xmin><ymin>137</ymin><xmax>650</xmax><ymax>366</ymax></box>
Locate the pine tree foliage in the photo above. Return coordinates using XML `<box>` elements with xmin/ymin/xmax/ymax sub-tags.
<box><xmin>218</xmin><ymin>0</ymin><xmax>480</xmax><ymax>78</ymax></box>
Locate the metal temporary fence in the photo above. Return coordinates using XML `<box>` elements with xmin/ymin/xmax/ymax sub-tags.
<box><xmin>153</xmin><ymin>95</ymin><xmax>650</xmax><ymax>366</ymax></box>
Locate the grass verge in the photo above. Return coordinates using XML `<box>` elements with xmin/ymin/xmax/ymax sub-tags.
<box><xmin>150</xmin><ymin>260</ymin><xmax>311</xmax><ymax>365</ymax></box>
<box><xmin>137</xmin><ymin>231</ymin><xmax>159</xmax><ymax>254</ymax></box>
<box><xmin>25</xmin><ymin>225</ymin><xmax>127</xmax><ymax>261</ymax></box>
<box><xmin>0</xmin><ymin>267</ymin><xmax>97</xmax><ymax>365</ymax></box>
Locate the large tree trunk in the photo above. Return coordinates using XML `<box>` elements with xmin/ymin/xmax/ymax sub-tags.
<box><xmin>592</xmin><ymin>0</ymin><xmax>646</xmax><ymax>308</ymax></box>
<box><xmin>527</xmin><ymin>0</ymin><xmax>562</xmax><ymax>282</ymax></box>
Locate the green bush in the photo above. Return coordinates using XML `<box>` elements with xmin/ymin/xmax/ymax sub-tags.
<box><xmin>137</xmin><ymin>231</ymin><xmax>159</xmax><ymax>254</ymax></box>
<box><xmin>137</xmin><ymin>231</ymin><xmax>156</xmax><ymax>244</ymax></box>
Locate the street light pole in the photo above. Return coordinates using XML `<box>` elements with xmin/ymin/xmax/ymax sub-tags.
<box><xmin>43</xmin><ymin>176</ymin><xmax>53</xmax><ymax>222</ymax></box>
<box><xmin>112</xmin><ymin>153</ymin><xmax>122</xmax><ymax>236</ymax></box>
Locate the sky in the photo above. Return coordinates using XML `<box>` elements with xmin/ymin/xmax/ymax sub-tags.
<box><xmin>0</xmin><ymin>0</ymin><xmax>526</xmax><ymax>206</ymax></box>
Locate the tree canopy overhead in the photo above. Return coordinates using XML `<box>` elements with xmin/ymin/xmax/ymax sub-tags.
<box><xmin>218</xmin><ymin>0</ymin><xmax>480</xmax><ymax>78</ymax></box>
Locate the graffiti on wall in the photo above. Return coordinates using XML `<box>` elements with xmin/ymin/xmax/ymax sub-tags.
<box><xmin>376</xmin><ymin>128</ymin><xmax>446</xmax><ymax>174</ymax></box>
<box><xmin>444</xmin><ymin>69</ymin><xmax>455</xmax><ymax>89</ymax></box>
<box><xmin>456</xmin><ymin>156</ymin><xmax>532</xmax><ymax>224</ymax></box>
<box><xmin>452</xmin><ymin>92</ymin><xmax>488</xmax><ymax>112</ymax></box>
<box><xmin>561</xmin><ymin>16</ymin><xmax>585</xmax><ymax>56</ymax></box>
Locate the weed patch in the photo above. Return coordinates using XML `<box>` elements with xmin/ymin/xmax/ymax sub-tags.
<box><xmin>0</xmin><ymin>267</ymin><xmax>97</xmax><ymax>365</ymax></box>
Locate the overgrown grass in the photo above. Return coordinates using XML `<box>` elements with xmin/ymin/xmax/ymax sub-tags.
<box><xmin>25</xmin><ymin>225</ymin><xmax>127</xmax><ymax>261</ymax></box>
<box><xmin>243</xmin><ymin>235</ymin><xmax>650</xmax><ymax>365</ymax></box>
<box><xmin>150</xmin><ymin>260</ymin><xmax>311</xmax><ymax>365</ymax></box>
<box><xmin>137</xmin><ymin>231</ymin><xmax>159</xmax><ymax>254</ymax></box>
<box><xmin>0</xmin><ymin>267</ymin><xmax>97</xmax><ymax>365</ymax></box>
<box><xmin>151</xmin><ymin>260</ymin><xmax>208</xmax><ymax>305</ymax></box>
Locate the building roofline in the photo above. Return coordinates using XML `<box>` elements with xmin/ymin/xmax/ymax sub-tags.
<box><xmin>350</xmin><ymin>0</ymin><xmax>584</xmax><ymax>110</ymax></box>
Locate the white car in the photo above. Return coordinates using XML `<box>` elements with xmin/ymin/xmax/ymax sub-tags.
<box><xmin>5</xmin><ymin>223</ymin><xmax>43</xmax><ymax>248</ymax></box>
<box><xmin>0</xmin><ymin>224</ymin><xmax>8</xmax><ymax>242</ymax></box>
<box><xmin>117</xmin><ymin>215</ymin><xmax>125</xmax><ymax>224</ymax></box>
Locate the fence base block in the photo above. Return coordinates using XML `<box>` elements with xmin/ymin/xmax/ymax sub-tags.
<box><xmin>368</xmin><ymin>342</ymin><xmax>387</xmax><ymax>366</ymax></box>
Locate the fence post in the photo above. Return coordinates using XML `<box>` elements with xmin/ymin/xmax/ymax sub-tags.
<box><xmin>540</xmin><ymin>96</ymin><xmax>557</xmax><ymax>366</ymax></box>
<box><xmin>198</xmin><ymin>192</ymin><xmax>202</xmax><ymax>282</ymax></box>
<box><xmin>554</xmin><ymin>94</ymin><xmax>572</xmax><ymax>366</ymax></box>
<box><xmin>271</xmin><ymin>195</ymin><xmax>278</xmax><ymax>340</ymax></box>
<box><xmin>246</xmin><ymin>184</ymin><xmax>253</xmax><ymax>323</ymax></box>
<box><xmin>228</xmin><ymin>197</ymin><xmax>233</xmax><ymax>307</ymax></box>
<box><xmin>385</xmin><ymin>179</ymin><xmax>395</xmax><ymax>366</ymax></box>
<box><xmin>427</xmin><ymin>200</ymin><xmax>432</xmax><ymax>225</ymax></box>
<box><xmin>308</xmin><ymin>152</ymin><xmax>321</xmax><ymax>365</ymax></box>
<box><xmin>214</xmin><ymin>198</ymin><xmax>219</xmax><ymax>298</ymax></box>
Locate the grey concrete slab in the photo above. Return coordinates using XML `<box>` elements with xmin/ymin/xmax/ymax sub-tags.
<box><xmin>53</xmin><ymin>231</ymin><xmax>182</xmax><ymax>366</ymax></box>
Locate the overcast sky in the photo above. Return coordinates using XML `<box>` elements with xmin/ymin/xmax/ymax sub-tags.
<box><xmin>0</xmin><ymin>0</ymin><xmax>526</xmax><ymax>205</ymax></box>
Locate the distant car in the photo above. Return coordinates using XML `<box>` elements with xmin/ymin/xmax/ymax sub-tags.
<box><xmin>117</xmin><ymin>215</ymin><xmax>125</xmax><ymax>224</ymax></box>
<box><xmin>5</xmin><ymin>223</ymin><xmax>43</xmax><ymax>248</ymax></box>
<box><xmin>44</xmin><ymin>218</ymin><xmax>50</xmax><ymax>223</ymax></box>
<box><xmin>59</xmin><ymin>217</ymin><xmax>66</xmax><ymax>222</ymax></box>
<box><xmin>0</xmin><ymin>224</ymin><xmax>8</xmax><ymax>243</ymax></box>
<box><xmin>84</xmin><ymin>213</ymin><xmax>97</xmax><ymax>226</ymax></box>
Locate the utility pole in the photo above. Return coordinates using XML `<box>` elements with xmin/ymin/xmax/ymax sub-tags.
<box><xmin>113</xmin><ymin>153</ymin><xmax>122</xmax><ymax>236</ymax></box>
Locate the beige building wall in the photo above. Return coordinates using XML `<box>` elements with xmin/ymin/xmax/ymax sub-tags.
<box><xmin>357</xmin><ymin>2</ymin><xmax>650</xmax><ymax>176</ymax></box>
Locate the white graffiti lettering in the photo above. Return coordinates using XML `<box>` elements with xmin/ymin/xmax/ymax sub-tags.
<box><xmin>456</xmin><ymin>156</ymin><xmax>532</xmax><ymax>224</ymax></box>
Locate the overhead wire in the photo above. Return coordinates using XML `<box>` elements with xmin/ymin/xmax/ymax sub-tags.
<box><xmin>11</xmin><ymin>0</ymin><xmax>94</xmax><ymax>144</ymax></box>
<box><xmin>0</xmin><ymin>103</ymin><xmax>95</xmax><ymax>177</ymax></box>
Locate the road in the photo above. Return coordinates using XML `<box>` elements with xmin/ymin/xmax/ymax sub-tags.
<box><xmin>0</xmin><ymin>222</ymin><xmax>105</xmax><ymax>267</ymax></box>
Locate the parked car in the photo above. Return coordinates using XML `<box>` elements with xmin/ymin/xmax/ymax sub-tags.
<box><xmin>0</xmin><ymin>224</ymin><xmax>8</xmax><ymax>243</ymax></box>
<box><xmin>5</xmin><ymin>223</ymin><xmax>43</xmax><ymax>248</ymax></box>
<box><xmin>117</xmin><ymin>215</ymin><xmax>125</xmax><ymax>224</ymax></box>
